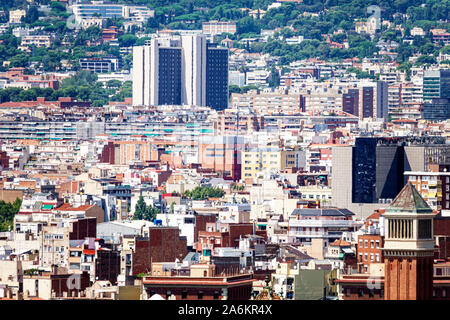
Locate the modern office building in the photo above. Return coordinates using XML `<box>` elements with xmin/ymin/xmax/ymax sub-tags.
<box><xmin>132</xmin><ymin>35</ymin><xmax>228</xmax><ymax>109</ymax></box>
<box><xmin>72</xmin><ymin>3</ymin><xmax>154</xmax><ymax>22</ymax></box>
<box><xmin>206</xmin><ymin>43</ymin><xmax>228</xmax><ymax>110</ymax></box>
<box><xmin>423</xmin><ymin>69</ymin><xmax>450</xmax><ymax>101</ymax></box>
<box><xmin>332</xmin><ymin>136</ymin><xmax>450</xmax><ymax>219</ymax></box>
<box><xmin>72</xmin><ymin>3</ymin><xmax>124</xmax><ymax>21</ymax></box>
<box><xmin>422</xmin><ymin>98</ymin><xmax>450</xmax><ymax>121</ymax></box>
<box><xmin>79</xmin><ymin>56</ymin><xmax>120</xmax><ymax>73</ymax></box>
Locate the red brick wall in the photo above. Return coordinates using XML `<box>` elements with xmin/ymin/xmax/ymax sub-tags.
<box><xmin>99</xmin><ymin>142</ymin><xmax>116</xmax><ymax>164</ymax></box>
<box><xmin>50</xmin><ymin>272</ymin><xmax>90</xmax><ymax>298</ymax></box>
<box><xmin>132</xmin><ymin>238</ymin><xmax>151</xmax><ymax>275</ymax></box>
<box><xmin>436</xmin><ymin>236</ymin><xmax>450</xmax><ymax>260</ymax></box>
<box><xmin>357</xmin><ymin>235</ymin><xmax>384</xmax><ymax>272</ymax></box>
<box><xmin>434</xmin><ymin>217</ymin><xmax>450</xmax><ymax>237</ymax></box>
<box><xmin>384</xmin><ymin>255</ymin><xmax>433</xmax><ymax>300</ymax></box>
<box><xmin>149</xmin><ymin>227</ymin><xmax>187</xmax><ymax>264</ymax></box>
<box><xmin>69</xmin><ymin>218</ymin><xmax>96</xmax><ymax>240</ymax></box>
<box><xmin>195</xmin><ymin>214</ymin><xmax>216</xmax><ymax>243</ymax></box>
<box><xmin>228</xmin><ymin>224</ymin><xmax>253</xmax><ymax>247</ymax></box>
<box><xmin>96</xmin><ymin>250</ymin><xmax>120</xmax><ymax>284</ymax></box>
<box><xmin>132</xmin><ymin>228</ymin><xmax>188</xmax><ymax>275</ymax></box>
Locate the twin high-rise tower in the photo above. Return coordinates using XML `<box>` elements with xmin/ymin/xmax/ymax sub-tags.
<box><xmin>132</xmin><ymin>34</ymin><xmax>228</xmax><ymax>110</ymax></box>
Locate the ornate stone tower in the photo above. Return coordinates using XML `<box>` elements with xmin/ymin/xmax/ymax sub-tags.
<box><xmin>383</xmin><ymin>182</ymin><xmax>435</xmax><ymax>300</ymax></box>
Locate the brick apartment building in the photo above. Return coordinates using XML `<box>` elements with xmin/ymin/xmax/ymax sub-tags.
<box><xmin>357</xmin><ymin>234</ymin><xmax>384</xmax><ymax>273</ymax></box>
<box><xmin>197</xmin><ymin>222</ymin><xmax>254</xmax><ymax>253</ymax></box>
<box><xmin>143</xmin><ymin>263</ymin><xmax>253</xmax><ymax>300</ymax></box>
<box><xmin>132</xmin><ymin>227</ymin><xmax>188</xmax><ymax>275</ymax></box>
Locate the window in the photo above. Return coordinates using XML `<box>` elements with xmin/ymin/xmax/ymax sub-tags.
<box><xmin>358</xmin><ymin>289</ymin><xmax>364</xmax><ymax>297</ymax></box>
<box><xmin>181</xmin><ymin>291</ymin><xmax>188</xmax><ymax>299</ymax></box>
<box><xmin>364</xmin><ymin>240</ymin><xmax>368</xmax><ymax>248</ymax></box>
<box><xmin>364</xmin><ymin>253</ymin><xmax>368</xmax><ymax>261</ymax></box>
<box><xmin>376</xmin><ymin>240</ymin><xmax>380</xmax><ymax>248</ymax></box>
<box><xmin>198</xmin><ymin>291</ymin><xmax>203</xmax><ymax>300</ymax></box>
<box><xmin>418</xmin><ymin>219</ymin><xmax>432</xmax><ymax>239</ymax></box>
<box><xmin>370</xmin><ymin>241</ymin><xmax>374</xmax><ymax>249</ymax></box>
<box><xmin>213</xmin><ymin>291</ymin><xmax>220</xmax><ymax>300</ymax></box>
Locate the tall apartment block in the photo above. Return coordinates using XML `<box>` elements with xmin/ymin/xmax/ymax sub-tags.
<box><xmin>132</xmin><ymin>35</ymin><xmax>228</xmax><ymax>110</ymax></box>
<box><xmin>341</xmin><ymin>81</ymin><xmax>388</xmax><ymax>119</ymax></box>
<box><xmin>332</xmin><ymin>136</ymin><xmax>449</xmax><ymax>219</ymax></box>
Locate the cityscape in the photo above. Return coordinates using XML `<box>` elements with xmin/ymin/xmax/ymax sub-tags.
<box><xmin>0</xmin><ymin>0</ymin><xmax>448</xmax><ymax>302</ymax></box>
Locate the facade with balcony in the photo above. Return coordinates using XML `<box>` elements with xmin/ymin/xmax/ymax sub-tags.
<box><xmin>282</xmin><ymin>208</ymin><xmax>362</xmax><ymax>246</ymax></box>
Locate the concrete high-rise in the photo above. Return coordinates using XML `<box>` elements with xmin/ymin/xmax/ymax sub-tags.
<box><xmin>132</xmin><ymin>34</ymin><xmax>228</xmax><ymax>109</ymax></box>
<box><xmin>181</xmin><ymin>34</ymin><xmax>207</xmax><ymax>106</ymax></box>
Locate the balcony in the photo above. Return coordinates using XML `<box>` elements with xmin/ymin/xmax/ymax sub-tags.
<box><xmin>288</xmin><ymin>219</ymin><xmax>360</xmax><ymax>228</ymax></box>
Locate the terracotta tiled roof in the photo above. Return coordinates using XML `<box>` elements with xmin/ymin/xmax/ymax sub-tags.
<box><xmin>330</xmin><ymin>239</ymin><xmax>352</xmax><ymax>247</ymax></box>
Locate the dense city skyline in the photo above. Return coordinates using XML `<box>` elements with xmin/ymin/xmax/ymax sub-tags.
<box><xmin>0</xmin><ymin>0</ymin><xmax>448</xmax><ymax>303</ymax></box>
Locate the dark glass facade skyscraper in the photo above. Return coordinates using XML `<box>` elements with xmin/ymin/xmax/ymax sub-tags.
<box><xmin>206</xmin><ymin>44</ymin><xmax>229</xmax><ymax>111</ymax></box>
<box><xmin>158</xmin><ymin>48</ymin><xmax>182</xmax><ymax>106</ymax></box>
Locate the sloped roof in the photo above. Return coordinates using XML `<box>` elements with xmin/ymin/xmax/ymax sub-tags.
<box><xmin>386</xmin><ymin>182</ymin><xmax>433</xmax><ymax>214</ymax></box>
<box><xmin>330</xmin><ymin>239</ymin><xmax>352</xmax><ymax>247</ymax></box>
<box><xmin>291</xmin><ymin>208</ymin><xmax>354</xmax><ymax>217</ymax></box>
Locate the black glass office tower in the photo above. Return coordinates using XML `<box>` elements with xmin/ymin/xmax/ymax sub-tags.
<box><xmin>158</xmin><ymin>48</ymin><xmax>182</xmax><ymax>105</ymax></box>
<box><xmin>351</xmin><ymin>137</ymin><xmax>448</xmax><ymax>203</ymax></box>
<box><xmin>206</xmin><ymin>44</ymin><xmax>228</xmax><ymax>111</ymax></box>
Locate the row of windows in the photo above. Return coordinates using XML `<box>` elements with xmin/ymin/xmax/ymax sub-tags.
<box><xmin>359</xmin><ymin>253</ymin><xmax>381</xmax><ymax>262</ymax></box>
<box><xmin>359</xmin><ymin>239</ymin><xmax>380</xmax><ymax>249</ymax></box>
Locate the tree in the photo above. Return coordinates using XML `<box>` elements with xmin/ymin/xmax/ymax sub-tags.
<box><xmin>184</xmin><ymin>186</ymin><xmax>225</xmax><ymax>200</ymax></box>
<box><xmin>268</xmin><ymin>66</ymin><xmax>280</xmax><ymax>87</ymax></box>
<box><xmin>133</xmin><ymin>195</ymin><xmax>147</xmax><ymax>220</ymax></box>
<box><xmin>23</xmin><ymin>6</ymin><xmax>40</xmax><ymax>24</ymax></box>
<box><xmin>0</xmin><ymin>198</ymin><xmax>22</xmax><ymax>232</ymax></box>
<box><xmin>118</xmin><ymin>34</ymin><xmax>138</xmax><ymax>47</ymax></box>
<box><xmin>133</xmin><ymin>195</ymin><xmax>160</xmax><ymax>221</ymax></box>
